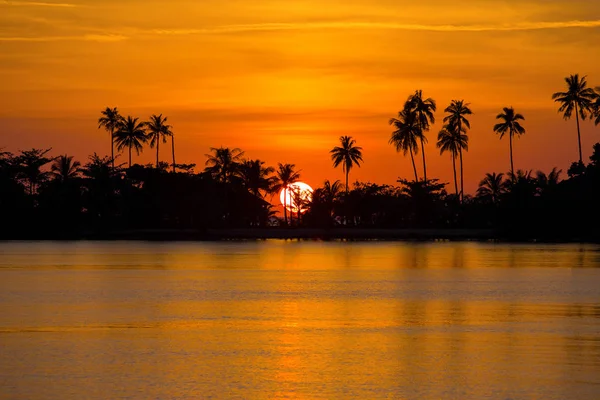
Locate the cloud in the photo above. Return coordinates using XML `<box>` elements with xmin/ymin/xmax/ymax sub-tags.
<box><xmin>0</xmin><ymin>34</ymin><xmax>127</xmax><ymax>42</ymax></box>
<box><xmin>0</xmin><ymin>0</ymin><xmax>78</xmax><ymax>7</ymax></box>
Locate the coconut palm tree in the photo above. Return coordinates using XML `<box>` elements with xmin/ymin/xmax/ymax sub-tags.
<box><xmin>113</xmin><ymin>116</ymin><xmax>148</xmax><ymax>168</ymax></box>
<box><xmin>476</xmin><ymin>172</ymin><xmax>507</xmax><ymax>204</ymax></box>
<box><xmin>170</xmin><ymin>133</ymin><xmax>177</xmax><ymax>173</ymax></box>
<box><xmin>204</xmin><ymin>147</ymin><xmax>244</xmax><ymax>183</ymax></box>
<box><xmin>98</xmin><ymin>107</ymin><xmax>122</xmax><ymax>169</ymax></box>
<box><xmin>443</xmin><ymin>100</ymin><xmax>472</xmax><ymax>200</ymax></box>
<box><xmin>50</xmin><ymin>155</ymin><xmax>81</xmax><ymax>182</ymax></box>
<box><xmin>593</xmin><ymin>87</ymin><xmax>600</xmax><ymax>126</ymax></box>
<box><xmin>552</xmin><ymin>74</ymin><xmax>596</xmax><ymax>163</ymax></box>
<box><xmin>330</xmin><ymin>136</ymin><xmax>363</xmax><ymax>195</ymax></box>
<box><xmin>389</xmin><ymin>105</ymin><xmax>420</xmax><ymax>181</ymax></box>
<box><xmin>271</xmin><ymin>163</ymin><xmax>301</xmax><ymax>226</ymax></box>
<box><xmin>493</xmin><ymin>107</ymin><xmax>526</xmax><ymax>177</ymax></box>
<box><xmin>436</xmin><ymin>125</ymin><xmax>468</xmax><ymax>197</ymax></box>
<box><xmin>145</xmin><ymin>114</ymin><xmax>173</xmax><ymax>169</ymax></box>
<box><xmin>407</xmin><ymin>90</ymin><xmax>436</xmax><ymax>181</ymax></box>
<box><xmin>239</xmin><ymin>159</ymin><xmax>276</xmax><ymax>197</ymax></box>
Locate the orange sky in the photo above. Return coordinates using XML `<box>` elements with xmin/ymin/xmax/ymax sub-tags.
<box><xmin>1</xmin><ymin>0</ymin><xmax>600</xmax><ymax>194</ymax></box>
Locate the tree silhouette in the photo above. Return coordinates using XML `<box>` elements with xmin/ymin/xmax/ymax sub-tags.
<box><xmin>407</xmin><ymin>90</ymin><xmax>436</xmax><ymax>181</ymax></box>
<box><xmin>476</xmin><ymin>172</ymin><xmax>507</xmax><ymax>204</ymax></box>
<box><xmin>98</xmin><ymin>107</ymin><xmax>123</xmax><ymax>169</ymax></box>
<box><xmin>552</xmin><ymin>74</ymin><xmax>596</xmax><ymax>163</ymax></box>
<box><xmin>443</xmin><ymin>100</ymin><xmax>472</xmax><ymax>200</ymax></box>
<box><xmin>536</xmin><ymin>167</ymin><xmax>562</xmax><ymax>196</ymax></box>
<box><xmin>493</xmin><ymin>107</ymin><xmax>525</xmax><ymax>177</ymax></box>
<box><xmin>114</xmin><ymin>116</ymin><xmax>148</xmax><ymax>168</ymax></box>
<box><xmin>145</xmin><ymin>114</ymin><xmax>173</xmax><ymax>169</ymax></box>
<box><xmin>437</xmin><ymin>125</ymin><xmax>468</xmax><ymax>197</ymax></box>
<box><xmin>16</xmin><ymin>148</ymin><xmax>53</xmax><ymax>195</ymax></box>
<box><xmin>204</xmin><ymin>147</ymin><xmax>244</xmax><ymax>183</ymax></box>
<box><xmin>593</xmin><ymin>87</ymin><xmax>600</xmax><ymax>126</ymax></box>
<box><xmin>271</xmin><ymin>163</ymin><xmax>300</xmax><ymax>226</ymax></box>
<box><xmin>50</xmin><ymin>155</ymin><xmax>81</xmax><ymax>182</ymax></box>
<box><xmin>389</xmin><ymin>105</ymin><xmax>420</xmax><ymax>181</ymax></box>
<box><xmin>171</xmin><ymin>133</ymin><xmax>177</xmax><ymax>173</ymax></box>
<box><xmin>239</xmin><ymin>159</ymin><xmax>276</xmax><ymax>198</ymax></box>
<box><xmin>330</xmin><ymin>135</ymin><xmax>363</xmax><ymax>195</ymax></box>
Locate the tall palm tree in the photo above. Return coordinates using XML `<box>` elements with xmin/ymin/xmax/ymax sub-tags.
<box><xmin>239</xmin><ymin>159</ymin><xmax>276</xmax><ymax>197</ymax></box>
<box><xmin>145</xmin><ymin>114</ymin><xmax>173</xmax><ymax>169</ymax></box>
<box><xmin>436</xmin><ymin>125</ymin><xmax>468</xmax><ymax>197</ymax></box>
<box><xmin>476</xmin><ymin>172</ymin><xmax>507</xmax><ymax>204</ymax></box>
<box><xmin>389</xmin><ymin>105</ymin><xmax>420</xmax><ymax>181</ymax></box>
<box><xmin>204</xmin><ymin>147</ymin><xmax>244</xmax><ymax>183</ymax></box>
<box><xmin>443</xmin><ymin>100</ymin><xmax>472</xmax><ymax>200</ymax></box>
<box><xmin>271</xmin><ymin>163</ymin><xmax>301</xmax><ymax>226</ymax></box>
<box><xmin>407</xmin><ymin>90</ymin><xmax>436</xmax><ymax>181</ymax></box>
<box><xmin>593</xmin><ymin>87</ymin><xmax>600</xmax><ymax>126</ymax></box>
<box><xmin>98</xmin><ymin>107</ymin><xmax>122</xmax><ymax>169</ymax></box>
<box><xmin>113</xmin><ymin>116</ymin><xmax>148</xmax><ymax>168</ymax></box>
<box><xmin>50</xmin><ymin>155</ymin><xmax>81</xmax><ymax>182</ymax></box>
<box><xmin>330</xmin><ymin>136</ymin><xmax>363</xmax><ymax>195</ymax></box>
<box><xmin>171</xmin><ymin>133</ymin><xmax>176</xmax><ymax>173</ymax></box>
<box><xmin>552</xmin><ymin>74</ymin><xmax>596</xmax><ymax>163</ymax></box>
<box><xmin>493</xmin><ymin>107</ymin><xmax>525</xmax><ymax>177</ymax></box>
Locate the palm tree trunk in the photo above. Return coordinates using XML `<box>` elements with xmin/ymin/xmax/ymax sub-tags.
<box><xmin>129</xmin><ymin>146</ymin><xmax>132</xmax><ymax>168</ymax></box>
<box><xmin>452</xmin><ymin>154</ymin><xmax>458</xmax><ymax>196</ymax></box>
<box><xmin>283</xmin><ymin>191</ymin><xmax>288</xmax><ymax>226</ymax></box>
<box><xmin>156</xmin><ymin>134</ymin><xmax>160</xmax><ymax>169</ymax></box>
<box><xmin>171</xmin><ymin>136</ymin><xmax>176</xmax><ymax>173</ymax></box>
<box><xmin>459</xmin><ymin>148</ymin><xmax>464</xmax><ymax>202</ymax></box>
<box><xmin>509</xmin><ymin>132</ymin><xmax>514</xmax><ymax>179</ymax></box>
<box><xmin>409</xmin><ymin>148</ymin><xmax>418</xmax><ymax>182</ymax></box>
<box><xmin>345</xmin><ymin>170</ymin><xmax>349</xmax><ymax>196</ymax></box>
<box><xmin>575</xmin><ymin>103</ymin><xmax>583</xmax><ymax>163</ymax></box>
<box><xmin>420</xmin><ymin>138</ymin><xmax>427</xmax><ymax>182</ymax></box>
<box><xmin>110</xmin><ymin>128</ymin><xmax>115</xmax><ymax>170</ymax></box>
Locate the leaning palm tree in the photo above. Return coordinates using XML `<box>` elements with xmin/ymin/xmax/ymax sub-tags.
<box><xmin>50</xmin><ymin>155</ymin><xmax>81</xmax><ymax>182</ymax></box>
<box><xmin>407</xmin><ymin>90</ymin><xmax>436</xmax><ymax>181</ymax></box>
<box><xmin>113</xmin><ymin>116</ymin><xmax>148</xmax><ymax>168</ymax></box>
<box><xmin>552</xmin><ymin>74</ymin><xmax>596</xmax><ymax>163</ymax></box>
<box><xmin>204</xmin><ymin>147</ymin><xmax>244</xmax><ymax>183</ymax></box>
<box><xmin>145</xmin><ymin>114</ymin><xmax>173</xmax><ymax>169</ymax></box>
<box><xmin>493</xmin><ymin>107</ymin><xmax>526</xmax><ymax>177</ymax></box>
<box><xmin>330</xmin><ymin>136</ymin><xmax>363</xmax><ymax>195</ymax></box>
<box><xmin>436</xmin><ymin>125</ymin><xmax>468</xmax><ymax>197</ymax></box>
<box><xmin>239</xmin><ymin>159</ymin><xmax>276</xmax><ymax>198</ymax></box>
<box><xmin>98</xmin><ymin>107</ymin><xmax>122</xmax><ymax>169</ymax></box>
<box><xmin>271</xmin><ymin>163</ymin><xmax>301</xmax><ymax>226</ymax></box>
<box><xmin>443</xmin><ymin>100</ymin><xmax>472</xmax><ymax>200</ymax></box>
<box><xmin>170</xmin><ymin>132</ymin><xmax>177</xmax><ymax>173</ymax></box>
<box><xmin>476</xmin><ymin>172</ymin><xmax>507</xmax><ymax>204</ymax></box>
<box><xmin>389</xmin><ymin>105</ymin><xmax>420</xmax><ymax>181</ymax></box>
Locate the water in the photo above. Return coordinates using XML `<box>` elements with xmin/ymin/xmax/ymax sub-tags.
<box><xmin>1</xmin><ymin>241</ymin><xmax>599</xmax><ymax>399</ymax></box>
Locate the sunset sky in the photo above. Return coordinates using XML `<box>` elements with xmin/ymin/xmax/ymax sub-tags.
<box><xmin>1</xmin><ymin>0</ymin><xmax>600</xmax><ymax>194</ymax></box>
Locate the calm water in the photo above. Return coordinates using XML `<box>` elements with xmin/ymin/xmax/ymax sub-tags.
<box><xmin>1</xmin><ymin>241</ymin><xmax>599</xmax><ymax>399</ymax></box>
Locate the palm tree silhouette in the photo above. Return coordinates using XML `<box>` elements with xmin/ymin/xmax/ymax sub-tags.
<box><xmin>170</xmin><ymin>133</ymin><xmax>177</xmax><ymax>173</ymax></box>
<box><xmin>239</xmin><ymin>159</ymin><xmax>276</xmax><ymax>198</ymax></box>
<box><xmin>272</xmin><ymin>163</ymin><xmax>300</xmax><ymax>226</ymax></box>
<box><xmin>552</xmin><ymin>74</ymin><xmax>596</xmax><ymax>163</ymax></box>
<box><xmin>436</xmin><ymin>125</ymin><xmax>468</xmax><ymax>197</ymax></box>
<box><xmin>407</xmin><ymin>90</ymin><xmax>436</xmax><ymax>181</ymax></box>
<box><xmin>330</xmin><ymin>136</ymin><xmax>363</xmax><ymax>195</ymax></box>
<box><xmin>51</xmin><ymin>155</ymin><xmax>81</xmax><ymax>182</ymax></box>
<box><xmin>16</xmin><ymin>148</ymin><xmax>53</xmax><ymax>195</ymax></box>
<box><xmin>98</xmin><ymin>107</ymin><xmax>123</xmax><ymax>169</ymax></box>
<box><xmin>114</xmin><ymin>116</ymin><xmax>148</xmax><ymax>168</ymax></box>
<box><xmin>145</xmin><ymin>114</ymin><xmax>173</xmax><ymax>169</ymax></box>
<box><xmin>389</xmin><ymin>105</ymin><xmax>420</xmax><ymax>181</ymax></box>
<box><xmin>443</xmin><ymin>100</ymin><xmax>472</xmax><ymax>200</ymax></box>
<box><xmin>476</xmin><ymin>172</ymin><xmax>507</xmax><ymax>204</ymax></box>
<box><xmin>493</xmin><ymin>107</ymin><xmax>525</xmax><ymax>177</ymax></box>
<box><xmin>204</xmin><ymin>147</ymin><xmax>244</xmax><ymax>183</ymax></box>
<box><xmin>593</xmin><ymin>87</ymin><xmax>600</xmax><ymax>126</ymax></box>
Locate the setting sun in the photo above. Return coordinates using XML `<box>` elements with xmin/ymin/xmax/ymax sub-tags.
<box><xmin>279</xmin><ymin>182</ymin><xmax>313</xmax><ymax>213</ymax></box>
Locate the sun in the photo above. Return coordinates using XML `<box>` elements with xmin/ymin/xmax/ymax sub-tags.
<box><xmin>280</xmin><ymin>182</ymin><xmax>313</xmax><ymax>213</ymax></box>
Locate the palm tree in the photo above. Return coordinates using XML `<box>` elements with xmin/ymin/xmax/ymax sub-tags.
<box><xmin>98</xmin><ymin>107</ymin><xmax>122</xmax><ymax>169</ymax></box>
<box><xmin>145</xmin><ymin>114</ymin><xmax>173</xmax><ymax>169</ymax></box>
<box><xmin>389</xmin><ymin>105</ymin><xmax>420</xmax><ymax>181</ymax></box>
<box><xmin>113</xmin><ymin>116</ymin><xmax>148</xmax><ymax>168</ymax></box>
<box><xmin>204</xmin><ymin>147</ymin><xmax>244</xmax><ymax>183</ymax></box>
<box><xmin>493</xmin><ymin>107</ymin><xmax>526</xmax><ymax>177</ymax></box>
<box><xmin>443</xmin><ymin>100</ymin><xmax>472</xmax><ymax>200</ymax></box>
<box><xmin>171</xmin><ymin>132</ymin><xmax>176</xmax><ymax>173</ymax></box>
<box><xmin>239</xmin><ymin>159</ymin><xmax>276</xmax><ymax>197</ymax></box>
<box><xmin>552</xmin><ymin>74</ymin><xmax>596</xmax><ymax>163</ymax></box>
<box><xmin>407</xmin><ymin>90</ymin><xmax>436</xmax><ymax>181</ymax></box>
<box><xmin>593</xmin><ymin>87</ymin><xmax>600</xmax><ymax>126</ymax></box>
<box><xmin>436</xmin><ymin>125</ymin><xmax>468</xmax><ymax>197</ymax></box>
<box><xmin>50</xmin><ymin>155</ymin><xmax>81</xmax><ymax>182</ymax></box>
<box><xmin>271</xmin><ymin>163</ymin><xmax>301</xmax><ymax>226</ymax></box>
<box><xmin>330</xmin><ymin>136</ymin><xmax>363</xmax><ymax>195</ymax></box>
<box><xmin>476</xmin><ymin>172</ymin><xmax>507</xmax><ymax>204</ymax></box>
<box><xmin>16</xmin><ymin>148</ymin><xmax>53</xmax><ymax>195</ymax></box>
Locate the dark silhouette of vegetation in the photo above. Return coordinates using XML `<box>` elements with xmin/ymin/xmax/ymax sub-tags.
<box><xmin>272</xmin><ymin>163</ymin><xmax>300</xmax><ymax>226</ymax></box>
<box><xmin>443</xmin><ymin>100</ymin><xmax>471</xmax><ymax>201</ymax></box>
<box><xmin>330</xmin><ymin>135</ymin><xmax>363</xmax><ymax>195</ymax></box>
<box><xmin>114</xmin><ymin>116</ymin><xmax>148</xmax><ymax>168</ymax></box>
<box><xmin>494</xmin><ymin>107</ymin><xmax>526</xmax><ymax>178</ymax></box>
<box><xmin>98</xmin><ymin>107</ymin><xmax>122</xmax><ymax>169</ymax></box>
<box><xmin>146</xmin><ymin>114</ymin><xmax>173</xmax><ymax>169</ymax></box>
<box><xmin>407</xmin><ymin>90</ymin><xmax>436</xmax><ymax>181</ymax></box>
<box><xmin>389</xmin><ymin>103</ymin><xmax>420</xmax><ymax>181</ymax></box>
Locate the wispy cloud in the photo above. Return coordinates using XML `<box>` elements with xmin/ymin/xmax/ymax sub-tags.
<box><xmin>0</xmin><ymin>0</ymin><xmax>78</xmax><ymax>7</ymax></box>
<box><xmin>0</xmin><ymin>34</ymin><xmax>126</xmax><ymax>42</ymax></box>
